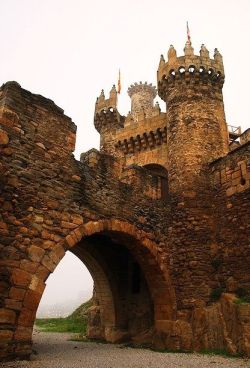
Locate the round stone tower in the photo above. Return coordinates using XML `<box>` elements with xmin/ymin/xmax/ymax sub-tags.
<box><xmin>128</xmin><ymin>82</ymin><xmax>157</xmax><ymax>122</ymax></box>
<box><xmin>157</xmin><ymin>42</ymin><xmax>229</xmax><ymax>194</ymax></box>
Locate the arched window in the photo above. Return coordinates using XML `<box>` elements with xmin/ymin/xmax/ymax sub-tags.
<box><xmin>143</xmin><ymin>164</ymin><xmax>168</xmax><ymax>199</ymax></box>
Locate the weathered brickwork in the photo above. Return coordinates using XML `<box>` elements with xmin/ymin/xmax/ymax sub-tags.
<box><xmin>0</xmin><ymin>39</ymin><xmax>250</xmax><ymax>361</ymax></box>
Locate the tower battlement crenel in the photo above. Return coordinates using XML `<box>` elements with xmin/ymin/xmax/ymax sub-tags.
<box><xmin>158</xmin><ymin>43</ymin><xmax>225</xmax><ymax>99</ymax></box>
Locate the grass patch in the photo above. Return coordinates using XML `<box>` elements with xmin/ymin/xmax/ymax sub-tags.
<box><xmin>35</xmin><ymin>316</ymin><xmax>87</xmax><ymax>334</ymax></box>
<box><xmin>200</xmin><ymin>349</ymin><xmax>244</xmax><ymax>358</ymax></box>
<box><xmin>35</xmin><ymin>299</ymin><xmax>92</xmax><ymax>334</ymax></box>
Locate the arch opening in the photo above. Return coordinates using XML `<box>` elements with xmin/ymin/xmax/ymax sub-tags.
<box><xmin>36</xmin><ymin>251</ymin><xmax>93</xmax><ymax>318</ymax></box>
<box><xmin>73</xmin><ymin>232</ymin><xmax>155</xmax><ymax>342</ymax></box>
<box><xmin>6</xmin><ymin>220</ymin><xmax>175</xmax><ymax>359</ymax></box>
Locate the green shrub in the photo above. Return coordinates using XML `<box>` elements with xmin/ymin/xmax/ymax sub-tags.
<box><xmin>234</xmin><ymin>296</ymin><xmax>250</xmax><ymax>305</ymax></box>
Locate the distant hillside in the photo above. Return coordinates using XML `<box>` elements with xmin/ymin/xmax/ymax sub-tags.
<box><xmin>69</xmin><ymin>298</ymin><xmax>93</xmax><ymax>319</ymax></box>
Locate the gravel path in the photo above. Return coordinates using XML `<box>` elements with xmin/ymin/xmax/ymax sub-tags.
<box><xmin>1</xmin><ymin>330</ymin><xmax>250</xmax><ymax>368</ymax></box>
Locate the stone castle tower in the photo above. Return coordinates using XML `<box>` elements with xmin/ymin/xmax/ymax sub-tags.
<box><xmin>0</xmin><ymin>39</ymin><xmax>249</xmax><ymax>361</ymax></box>
<box><xmin>93</xmin><ymin>40</ymin><xmax>233</xmax><ymax>196</ymax></box>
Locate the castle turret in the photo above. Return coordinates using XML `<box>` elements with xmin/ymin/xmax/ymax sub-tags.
<box><xmin>94</xmin><ymin>85</ymin><xmax>124</xmax><ymax>154</ymax></box>
<box><xmin>127</xmin><ymin>82</ymin><xmax>157</xmax><ymax>122</ymax></box>
<box><xmin>157</xmin><ymin>42</ymin><xmax>229</xmax><ymax>193</ymax></box>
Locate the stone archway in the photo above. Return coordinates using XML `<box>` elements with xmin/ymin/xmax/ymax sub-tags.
<box><xmin>2</xmin><ymin>219</ymin><xmax>176</xmax><ymax>360</ymax></box>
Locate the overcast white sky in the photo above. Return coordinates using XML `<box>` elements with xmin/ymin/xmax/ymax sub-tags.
<box><xmin>1</xmin><ymin>0</ymin><xmax>250</xmax><ymax>315</ymax></box>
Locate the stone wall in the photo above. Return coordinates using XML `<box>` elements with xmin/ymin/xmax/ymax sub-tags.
<box><xmin>0</xmin><ymin>73</ymin><xmax>249</xmax><ymax>361</ymax></box>
<box><xmin>210</xmin><ymin>143</ymin><xmax>250</xmax><ymax>292</ymax></box>
<box><xmin>0</xmin><ymin>82</ymin><xmax>174</xmax><ymax>360</ymax></box>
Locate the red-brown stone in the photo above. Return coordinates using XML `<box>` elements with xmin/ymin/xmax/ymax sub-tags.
<box><xmin>0</xmin><ymin>129</ymin><xmax>9</xmax><ymax>145</ymax></box>
<box><xmin>0</xmin><ymin>309</ymin><xmax>16</xmax><ymax>324</ymax></box>
<box><xmin>11</xmin><ymin>269</ymin><xmax>32</xmax><ymax>288</ymax></box>
<box><xmin>9</xmin><ymin>287</ymin><xmax>26</xmax><ymax>301</ymax></box>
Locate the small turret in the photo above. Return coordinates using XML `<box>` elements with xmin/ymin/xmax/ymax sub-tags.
<box><xmin>127</xmin><ymin>82</ymin><xmax>157</xmax><ymax>122</ymax></box>
<box><xmin>95</xmin><ymin>85</ymin><xmax>117</xmax><ymax>115</ymax></box>
<box><xmin>94</xmin><ymin>85</ymin><xmax>124</xmax><ymax>154</ymax></box>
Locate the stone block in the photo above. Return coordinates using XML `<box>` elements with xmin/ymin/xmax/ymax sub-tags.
<box><xmin>0</xmin><ymin>330</ymin><xmax>13</xmax><ymax>341</ymax></box>
<box><xmin>65</xmin><ymin>234</ymin><xmax>76</xmax><ymax>248</ymax></box>
<box><xmin>61</xmin><ymin>221</ymin><xmax>78</xmax><ymax>229</ymax></box>
<box><xmin>23</xmin><ymin>290</ymin><xmax>41</xmax><ymax>311</ymax></box>
<box><xmin>226</xmin><ymin>186</ymin><xmax>236</xmax><ymax>197</ymax></box>
<box><xmin>27</xmin><ymin>245</ymin><xmax>45</xmax><ymax>262</ymax></box>
<box><xmin>29</xmin><ymin>275</ymin><xmax>45</xmax><ymax>294</ymax></box>
<box><xmin>20</xmin><ymin>259</ymin><xmax>39</xmax><ymax>273</ymax></box>
<box><xmin>14</xmin><ymin>326</ymin><xmax>33</xmax><ymax>341</ymax></box>
<box><xmin>5</xmin><ymin>299</ymin><xmax>22</xmax><ymax>311</ymax></box>
<box><xmin>49</xmin><ymin>245</ymin><xmax>65</xmax><ymax>264</ymax></box>
<box><xmin>0</xmin><ymin>308</ymin><xmax>16</xmax><ymax>324</ymax></box>
<box><xmin>18</xmin><ymin>308</ymin><xmax>36</xmax><ymax>327</ymax></box>
<box><xmin>36</xmin><ymin>265</ymin><xmax>50</xmax><ymax>281</ymax></box>
<box><xmin>41</xmin><ymin>255</ymin><xmax>56</xmax><ymax>272</ymax></box>
<box><xmin>232</xmin><ymin>170</ymin><xmax>241</xmax><ymax>179</ymax></box>
<box><xmin>11</xmin><ymin>269</ymin><xmax>32</xmax><ymax>287</ymax></box>
<box><xmin>0</xmin><ymin>129</ymin><xmax>9</xmax><ymax>145</ymax></box>
<box><xmin>9</xmin><ymin>287</ymin><xmax>26</xmax><ymax>301</ymax></box>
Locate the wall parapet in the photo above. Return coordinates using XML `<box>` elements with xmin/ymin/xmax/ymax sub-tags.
<box><xmin>210</xmin><ymin>142</ymin><xmax>250</xmax><ymax>196</ymax></box>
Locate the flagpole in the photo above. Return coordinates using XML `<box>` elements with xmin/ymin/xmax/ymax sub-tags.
<box><xmin>187</xmin><ymin>21</ymin><xmax>191</xmax><ymax>43</ymax></box>
<box><xmin>117</xmin><ymin>69</ymin><xmax>121</xmax><ymax>94</ymax></box>
<box><xmin>117</xmin><ymin>69</ymin><xmax>121</xmax><ymax>108</ymax></box>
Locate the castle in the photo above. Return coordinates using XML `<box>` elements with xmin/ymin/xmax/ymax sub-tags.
<box><xmin>0</xmin><ymin>39</ymin><xmax>249</xmax><ymax>361</ymax></box>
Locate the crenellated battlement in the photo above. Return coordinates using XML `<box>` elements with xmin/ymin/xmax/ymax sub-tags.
<box><xmin>94</xmin><ymin>107</ymin><xmax>124</xmax><ymax>134</ymax></box>
<box><xmin>157</xmin><ymin>42</ymin><xmax>225</xmax><ymax>99</ymax></box>
<box><xmin>127</xmin><ymin>81</ymin><xmax>157</xmax><ymax>98</ymax></box>
<box><xmin>94</xmin><ymin>85</ymin><xmax>125</xmax><ymax>137</ymax></box>
<box><xmin>95</xmin><ymin>85</ymin><xmax>118</xmax><ymax>115</ymax></box>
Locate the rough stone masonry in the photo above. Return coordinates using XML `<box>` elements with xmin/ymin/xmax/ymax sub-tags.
<box><xmin>0</xmin><ymin>39</ymin><xmax>249</xmax><ymax>361</ymax></box>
